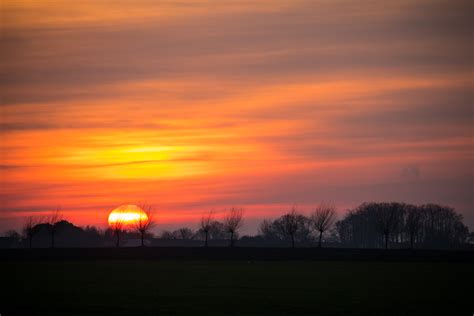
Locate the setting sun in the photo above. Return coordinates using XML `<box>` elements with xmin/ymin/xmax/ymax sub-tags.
<box><xmin>108</xmin><ymin>205</ymin><xmax>148</xmax><ymax>228</ymax></box>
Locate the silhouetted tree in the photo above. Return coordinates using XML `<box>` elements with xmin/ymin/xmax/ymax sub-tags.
<box><xmin>4</xmin><ymin>230</ymin><xmax>21</xmax><ymax>247</ymax></box>
<box><xmin>193</xmin><ymin>220</ymin><xmax>227</xmax><ymax>242</ymax></box>
<box><xmin>209</xmin><ymin>221</ymin><xmax>227</xmax><ymax>240</ymax></box>
<box><xmin>281</xmin><ymin>207</ymin><xmax>301</xmax><ymax>248</ymax></box>
<box><xmin>134</xmin><ymin>205</ymin><xmax>155</xmax><ymax>247</ymax></box>
<box><xmin>405</xmin><ymin>204</ymin><xmax>422</xmax><ymax>249</ymax></box>
<box><xmin>258</xmin><ymin>219</ymin><xmax>280</xmax><ymax>240</ymax></box>
<box><xmin>83</xmin><ymin>225</ymin><xmax>103</xmax><ymax>246</ymax></box>
<box><xmin>420</xmin><ymin>204</ymin><xmax>468</xmax><ymax>246</ymax></box>
<box><xmin>160</xmin><ymin>228</ymin><xmax>195</xmax><ymax>240</ymax></box>
<box><xmin>468</xmin><ymin>232</ymin><xmax>474</xmax><ymax>244</ymax></box>
<box><xmin>258</xmin><ymin>209</ymin><xmax>312</xmax><ymax>246</ymax></box>
<box><xmin>177</xmin><ymin>227</ymin><xmax>194</xmax><ymax>240</ymax></box>
<box><xmin>23</xmin><ymin>216</ymin><xmax>40</xmax><ymax>249</ymax></box>
<box><xmin>311</xmin><ymin>202</ymin><xmax>337</xmax><ymax>248</ymax></box>
<box><xmin>374</xmin><ymin>202</ymin><xmax>402</xmax><ymax>249</ymax></box>
<box><xmin>110</xmin><ymin>216</ymin><xmax>125</xmax><ymax>247</ymax></box>
<box><xmin>174</xmin><ymin>227</ymin><xmax>194</xmax><ymax>240</ymax></box>
<box><xmin>223</xmin><ymin>207</ymin><xmax>244</xmax><ymax>247</ymax></box>
<box><xmin>159</xmin><ymin>230</ymin><xmax>174</xmax><ymax>239</ymax></box>
<box><xmin>4</xmin><ymin>230</ymin><xmax>20</xmax><ymax>239</ymax></box>
<box><xmin>200</xmin><ymin>211</ymin><xmax>214</xmax><ymax>247</ymax></box>
<box><xmin>47</xmin><ymin>209</ymin><xmax>63</xmax><ymax>248</ymax></box>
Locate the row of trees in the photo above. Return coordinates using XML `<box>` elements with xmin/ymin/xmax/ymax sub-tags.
<box><xmin>258</xmin><ymin>203</ymin><xmax>337</xmax><ymax>248</ymax></box>
<box><xmin>336</xmin><ymin>202</ymin><xmax>470</xmax><ymax>249</ymax></box>
<box><xmin>17</xmin><ymin>207</ymin><xmax>245</xmax><ymax>248</ymax></box>
<box><xmin>137</xmin><ymin>207</ymin><xmax>245</xmax><ymax>247</ymax></box>
<box><xmin>258</xmin><ymin>202</ymin><xmax>471</xmax><ymax>249</ymax></box>
<box><xmin>107</xmin><ymin>206</ymin><xmax>245</xmax><ymax>247</ymax></box>
<box><xmin>9</xmin><ymin>202</ymin><xmax>472</xmax><ymax>249</ymax></box>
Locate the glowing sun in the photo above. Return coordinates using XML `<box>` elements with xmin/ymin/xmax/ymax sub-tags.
<box><xmin>108</xmin><ymin>204</ymin><xmax>148</xmax><ymax>228</ymax></box>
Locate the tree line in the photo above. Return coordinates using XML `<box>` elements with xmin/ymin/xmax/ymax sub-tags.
<box><xmin>2</xmin><ymin>202</ymin><xmax>472</xmax><ymax>249</ymax></box>
<box><xmin>335</xmin><ymin>202</ymin><xmax>470</xmax><ymax>249</ymax></box>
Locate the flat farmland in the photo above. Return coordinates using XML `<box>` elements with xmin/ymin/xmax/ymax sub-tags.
<box><xmin>2</xmin><ymin>253</ymin><xmax>473</xmax><ymax>315</ymax></box>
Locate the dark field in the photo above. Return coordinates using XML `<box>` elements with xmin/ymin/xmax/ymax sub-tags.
<box><xmin>2</xmin><ymin>252</ymin><xmax>473</xmax><ymax>315</ymax></box>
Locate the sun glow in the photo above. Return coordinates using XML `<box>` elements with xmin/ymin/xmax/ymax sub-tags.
<box><xmin>108</xmin><ymin>204</ymin><xmax>148</xmax><ymax>228</ymax></box>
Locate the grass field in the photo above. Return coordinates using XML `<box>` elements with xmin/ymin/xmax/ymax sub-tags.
<box><xmin>3</xmin><ymin>260</ymin><xmax>473</xmax><ymax>315</ymax></box>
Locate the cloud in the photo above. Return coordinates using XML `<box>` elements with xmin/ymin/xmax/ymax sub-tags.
<box><xmin>1</xmin><ymin>0</ymin><xmax>472</xmax><ymax>103</ymax></box>
<box><xmin>401</xmin><ymin>165</ymin><xmax>421</xmax><ymax>179</ymax></box>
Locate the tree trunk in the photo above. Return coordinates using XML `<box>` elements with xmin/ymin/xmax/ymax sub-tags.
<box><xmin>318</xmin><ymin>230</ymin><xmax>323</xmax><ymax>248</ymax></box>
<box><xmin>291</xmin><ymin>234</ymin><xmax>295</xmax><ymax>248</ymax></box>
<box><xmin>141</xmin><ymin>232</ymin><xmax>144</xmax><ymax>247</ymax></box>
<box><xmin>204</xmin><ymin>231</ymin><xmax>208</xmax><ymax>247</ymax></box>
<box><xmin>230</xmin><ymin>232</ymin><xmax>234</xmax><ymax>247</ymax></box>
<box><xmin>385</xmin><ymin>233</ymin><xmax>389</xmax><ymax>249</ymax></box>
<box><xmin>51</xmin><ymin>230</ymin><xmax>55</xmax><ymax>248</ymax></box>
<box><xmin>116</xmin><ymin>231</ymin><xmax>120</xmax><ymax>247</ymax></box>
<box><xmin>410</xmin><ymin>234</ymin><xmax>414</xmax><ymax>249</ymax></box>
<box><xmin>29</xmin><ymin>235</ymin><xmax>32</xmax><ymax>249</ymax></box>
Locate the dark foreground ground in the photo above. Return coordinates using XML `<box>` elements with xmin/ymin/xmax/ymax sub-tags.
<box><xmin>2</xmin><ymin>247</ymin><xmax>474</xmax><ymax>261</ymax></box>
<box><xmin>2</xmin><ymin>248</ymin><xmax>473</xmax><ymax>315</ymax></box>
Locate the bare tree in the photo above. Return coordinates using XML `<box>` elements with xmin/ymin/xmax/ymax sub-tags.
<box><xmin>47</xmin><ymin>209</ymin><xmax>63</xmax><ymax>248</ymax></box>
<box><xmin>405</xmin><ymin>205</ymin><xmax>422</xmax><ymax>249</ymax></box>
<box><xmin>281</xmin><ymin>206</ymin><xmax>300</xmax><ymax>248</ymax></box>
<box><xmin>4</xmin><ymin>230</ymin><xmax>21</xmax><ymax>239</ymax></box>
<box><xmin>160</xmin><ymin>231</ymin><xmax>174</xmax><ymax>239</ymax></box>
<box><xmin>161</xmin><ymin>228</ymin><xmax>195</xmax><ymax>240</ymax></box>
<box><xmin>374</xmin><ymin>202</ymin><xmax>401</xmax><ymax>250</ymax></box>
<box><xmin>23</xmin><ymin>216</ymin><xmax>40</xmax><ymax>249</ymax></box>
<box><xmin>200</xmin><ymin>211</ymin><xmax>214</xmax><ymax>247</ymax></box>
<box><xmin>223</xmin><ymin>207</ymin><xmax>244</xmax><ymax>247</ymax></box>
<box><xmin>311</xmin><ymin>202</ymin><xmax>337</xmax><ymax>248</ymax></box>
<box><xmin>209</xmin><ymin>221</ymin><xmax>226</xmax><ymax>240</ymax></box>
<box><xmin>175</xmin><ymin>227</ymin><xmax>194</xmax><ymax>240</ymax></box>
<box><xmin>110</xmin><ymin>216</ymin><xmax>125</xmax><ymax>247</ymax></box>
<box><xmin>135</xmin><ymin>205</ymin><xmax>155</xmax><ymax>247</ymax></box>
<box><xmin>258</xmin><ymin>219</ymin><xmax>278</xmax><ymax>240</ymax></box>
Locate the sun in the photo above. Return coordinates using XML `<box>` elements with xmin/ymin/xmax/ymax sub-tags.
<box><xmin>108</xmin><ymin>204</ymin><xmax>148</xmax><ymax>228</ymax></box>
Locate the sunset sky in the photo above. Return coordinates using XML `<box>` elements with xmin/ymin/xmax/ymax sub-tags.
<box><xmin>1</xmin><ymin>0</ymin><xmax>473</xmax><ymax>233</ymax></box>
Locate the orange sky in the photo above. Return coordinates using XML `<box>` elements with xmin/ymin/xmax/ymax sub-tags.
<box><xmin>1</xmin><ymin>0</ymin><xmax>473</xmax><ymax>233</ymax></box>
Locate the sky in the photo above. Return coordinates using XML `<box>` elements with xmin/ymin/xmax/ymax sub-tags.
<box><xmin>1</xmin><ymin>0</ymin><xmax>473</xmax><ymax>234</ymax></box>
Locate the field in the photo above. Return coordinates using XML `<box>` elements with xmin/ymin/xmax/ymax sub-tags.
<box><xmin>2</xmin><ymin>250</ymin><xmax>473</xmax><ymax>315</ymax></box>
